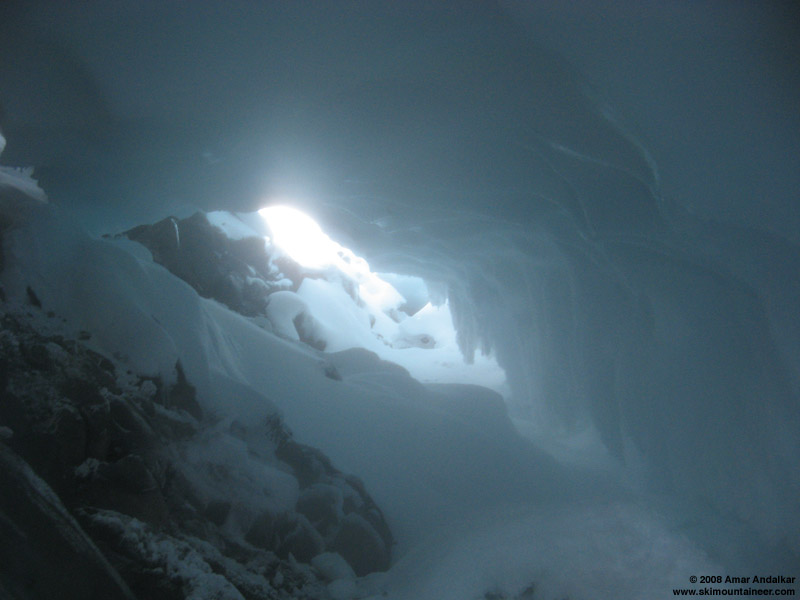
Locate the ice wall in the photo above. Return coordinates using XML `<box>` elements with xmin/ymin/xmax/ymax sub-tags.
<box><xmin>319</xmin><ymin>145</ymin><xmax>800</xmax><ymax>566</ymax></box>
<box><xmin>308</xmin><ymin>53</ymin><xmax>800</xmax><ymax>563</ymax></box>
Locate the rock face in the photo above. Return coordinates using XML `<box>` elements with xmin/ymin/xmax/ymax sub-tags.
<box><xmin>266</xmin><ymin>414</ymin><xmax>393</xmax><ymax>575</ymax></box>
<box><xmin>0</xmin><ymin>301</ymin><xmax>392</xmax><ymax>599</ymax></box>
<box><xmin>0</xmin><ymin>443</ymin><xmax>136</xmax><ymax>600</ymax></box>
<box><xmin>121</xmin><ymin>212</ymin><xmax>295</xmax><ymax>318</ymax></box>
<box><xmin>120</xmin><ymin>212</ymin><xmax>357</xmax><ymax>353</ymax></box>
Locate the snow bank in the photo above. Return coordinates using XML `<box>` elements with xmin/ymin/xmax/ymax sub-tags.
<box><xmin>0</xmin><ymin>128</ymin><xmax>48</xmax><ymax>204</ymax></box>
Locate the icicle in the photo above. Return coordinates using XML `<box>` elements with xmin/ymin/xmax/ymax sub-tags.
<box><xmin>170</xmin><ymin>217</ymin><xmax>180</xmax><ymax>250</ymax></box>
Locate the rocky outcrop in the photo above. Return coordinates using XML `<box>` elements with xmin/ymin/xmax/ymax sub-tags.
<box><xmin>0</xmin><ymin>443</ymin><xmax>136</xmax><ymax>600</ymax></box>
<box><xmin>121</xmin><ymin>212</ymin><xmax>293</xmax><ymax>317</ymax></box>
<box><xmin>0</xmin><ymin>301</ymin><xmax>392</xmax><ymax>599</ymax></box>
<box><xmin>118</xmin><ymin>212</ymin><xmax>360</xmax><ymax>353</ymax></box>
<box><xmin>263</xmin><ymin>413</ymin><xmax>393</xmax><ymax>575</ymax></box>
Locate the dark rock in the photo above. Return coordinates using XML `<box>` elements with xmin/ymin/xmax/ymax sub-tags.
<box><xmin>80</xmin><ymin>508</ymin><xmax>300</xmax><ymax>600</ymax></box>
<box><xmin>21</xmin><ymin>342</ymin><xmax>51</xmax><ymax>370</ymax></box>
<box><xmin>482</xmin><ymin>583</ymin><xmax>537</xmax><ymax>600</ymax></box>
<box><xmin>265</xmin><ymin>412</ymin><xmax>292</xmax><ymax>447</ymax></box>
<box><xmin>342</xmin><ymin>475</ymin><xmax>393</xmax><ymax>550</ymax></box>
<box><xmin>296</xmin><ymin>483</ymin><xmax>343</xmax><ymax>535</ymax></box>
<box><xmin>169</xmin><ymin>360</ymin><xmax>202</xmax><ymax>421</ymax></box>
<box><xmin>0</xmin><ymin>304</ymin><xmax>395</xmax><ymax>590</ymax></box>
<box><xmin>275</xmin><ymin>439</ymin><xmax>336</xmax><ymax>488</ymax></box>
<box><xmin>122</xmin><ymin>212</ymin><xmax>288</xmax><ymax>317</ymax></box>
<box><xmin>0</xmin><ymin>360</ymin><xmax>7</xmax><ymax>394</ymax></box>
<box><xmin>84</xmin><ymin>349</ymin><xmax>116</xmax><ymax>380</ymax></box>
<box><xmin>203</xmin><ymin>499</ymin><xmax>231</xmax><ymax>526</ymax></box>
<box><xmin>276</xmin><ymin>512</ymin><xmax>325</xmax><ymax>563</ymax></box>
<box><xmin>79</xmin><ymin>509</ymin><xmax>205</xmax><ymax>600</ymax></box>
<box><xmin>1</xmin><ymin>396</ymin><xmax>86</xmax><ymax>499</ymax></box>
<box><xmin>40</xmin><ymin>403</ymin><xmax>87</xmax><ymax>493</ymax></box>
<box><xmin>0</xmin><ymin>444</ymin><xmax>136</xmax><ymax>600</ymax></box>
<box><xmin>161</xmin><ymin>463</ymin><xmax>205</xmax><ymax>520</ymax></box>
<box><xmin>323</xmin><ymin>363</ymin><xmax>342</xmax><ymax>381</ymax></box>
<box><xmin>107</xmin><ymin>395</ymin><xmax>156</xmax><ymax>456</ymax></box>
<box><xmin>62</xmin><ymin>378</ymin><xmax>106</xmax><ymax>408</ymax></box>
<box><xmin>246</xmin><ymin>510</ymin><xmax>279</xmax><ymax>550</ymax></box>
<box><xmin>265</xmin><ymin>415</ymin><xmax>393</xmax><ymax>572</ymax></box>
<box><xmin>332</xmin><ymin>513</ymin><xmax>390</xmax><ymax>576</ymax></box>
<box><xmin>149</xmin><ymin>403</ymin><xmax>199</xmax><ymax>440</ymax></box>
<box><xmin>341</xmin><ymin>477</ymin><xmax>366</xmax><ymax>513</ymax></box>
<box><xmin>25</xmin><ymin>285</ymin><xmax>41</xmax><ymax>308</ymax></box>
<box><xmin>248</xmin><ymin>510</ymin><xmax>327</xmax><ymax>563</ymax></box>
<box><xmin>80</xmin><ymin>398</ymin><xmax>112</xmax><ymax>460</ymax></box>
<box><xmin>77</xmin><ymin>455</ymin><xmax>168</xmax><ymax>526</ymax></box>
<box><xmin>102</xmin><ymin>454</ymin><xmax>159</xmax><ymax>493</ymax></box>
<box><xmin>228</xmin><ymin>418</ymin><xmax>247</xmax><ymax>440</ymax></box>
<box><xmin>361</xmin><ymin>506</ymin><xmax>394</xmax><ymax>557</ymax></box>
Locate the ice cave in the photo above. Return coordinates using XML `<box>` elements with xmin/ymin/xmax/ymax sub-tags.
<box><xmin>0</xmin><ymin>2</ymin><xmax>798</xmax><ymax>599</ymax></box>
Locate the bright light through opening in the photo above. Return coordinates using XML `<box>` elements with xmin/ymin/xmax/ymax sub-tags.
<box><xmin>252</xmin><ymin>203</ymin><xmax>508</xmax><ymax>396</ymax></box>
<box><xmin>258</xmin><ymin>205</ymin><xmax>338</xmax><ymax>269</ymax></box>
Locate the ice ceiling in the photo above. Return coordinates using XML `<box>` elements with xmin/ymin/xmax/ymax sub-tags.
<box><xmin>1</xmin><ymin>0</ymin><xmax>799</xmax><ymax>563</ymax></box>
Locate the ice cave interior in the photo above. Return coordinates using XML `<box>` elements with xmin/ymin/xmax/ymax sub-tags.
<box><xmin>0</xmin><ymin>2</ymin><xmax>798</xmax><ymax>599</ymax></box>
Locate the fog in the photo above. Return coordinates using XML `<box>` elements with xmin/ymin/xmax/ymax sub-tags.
<box><xmin>1</xmin><ymin>0</ymin><xmax>798</xmax><ymax>591</ymax></box>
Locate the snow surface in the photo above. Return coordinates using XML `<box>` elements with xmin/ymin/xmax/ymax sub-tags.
<box><xmin>0</xmin><ymin>133</ymin><xmax>48</xmax><ymax>203</ymax></box>
<box><xmin>0</xmin><ymin>188</ymin><xmax>737</xmax><ymax>599</ymax></box>
<box><xmin>386</xmin><ymin>502</ymin><xmax>718</xmax><ymax>600</ymax></box>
